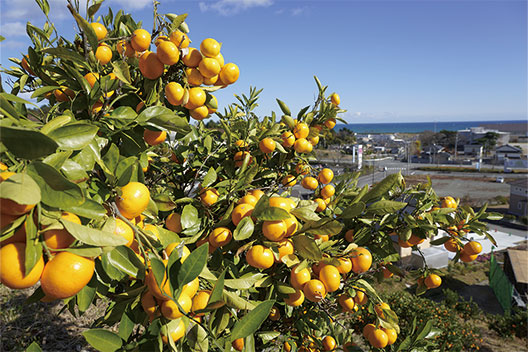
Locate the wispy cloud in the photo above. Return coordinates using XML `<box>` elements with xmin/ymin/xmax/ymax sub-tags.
<box><xmin>0</xmin><ymin>0</ymin><xmax>77</xmax><ymax>21</ymax></box>
<box><xmin>0</xmin><ymin>22</ymin><xmax>26</xmax><ymax>37</ymax></box>
<box><xmin>275</xmin><ymin>6</ymin><xmax>309</xmax><ymax>16</ymax></box>
<box><xmin>199</xmin><ymin>0</ymin><xmax>273</xmax><ymax>16</ymax></box>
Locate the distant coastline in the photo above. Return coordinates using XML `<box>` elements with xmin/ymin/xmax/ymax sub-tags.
<box><xmin>336</xmin><ymin>120</ymin><xmax>527</xmax><ymax>134</ymax></box>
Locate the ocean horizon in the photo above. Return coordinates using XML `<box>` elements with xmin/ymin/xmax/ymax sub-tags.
<box><xmin>335</xmin><ymin>120</ymin><xmax>527</xmax><ymax>134</ymax></box>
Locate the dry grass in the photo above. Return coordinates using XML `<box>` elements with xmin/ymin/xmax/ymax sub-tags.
<box><xmin>0</xmin><ymin>285</ymin><xmax>106</xmax><ymax>351</ymax></box>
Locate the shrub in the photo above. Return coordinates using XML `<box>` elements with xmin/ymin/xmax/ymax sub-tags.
<box><xmin>487</xmin><ymin>307</ymin><xmax>528</xmax><ymax>339</ymax></box>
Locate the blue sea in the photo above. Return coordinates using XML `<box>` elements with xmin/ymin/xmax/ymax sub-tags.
<box><xmin>335</xmin><ymin>120</ymin><xmax>527</xmax><ymax>134</ymax></box>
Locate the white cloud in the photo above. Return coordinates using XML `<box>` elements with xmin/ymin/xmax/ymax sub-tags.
<box><xmin>291</xmin><ymin>7</ymin><xmax>307</xmax><ymax>16</ymax></box>
<box><xmin>0</xmin><ymin>22</ymin><xmax>26</xmax><ymax>37</ymax></box>
<box><xmin>199</xmin><ymin>0</ymin><xmax>273</xmax><ymax>16</ymax></box>
<box><xmin>0</xmin><ymin>40</ymin><xmax>25</xmax><ymax>49</ymax></box>
<box><xmin>0</xmin><ymin>0</ymin><xmax>85</xmax><ymax>23</ymax></box>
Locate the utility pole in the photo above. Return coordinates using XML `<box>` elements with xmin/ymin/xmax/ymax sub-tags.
<box><xmin>454</xmin><ymin>131</ymin><xmax>458</xmax><ymax>163</ymax></box>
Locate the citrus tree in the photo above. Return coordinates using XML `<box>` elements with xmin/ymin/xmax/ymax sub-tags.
<box><xmin>0</xmin><ymin>1</ymin><xmax>502</xmax><ymax>351</ymax></box>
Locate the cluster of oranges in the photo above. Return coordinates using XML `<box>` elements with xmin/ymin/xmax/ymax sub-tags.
<box><xmin>0</xmin><ymin>171</ymin><xmax>95</xmax><ymax>302</ymax></box>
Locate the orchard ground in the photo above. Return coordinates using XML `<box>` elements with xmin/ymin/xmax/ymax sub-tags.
<box><xmin>1</xmin><ymin>237</ymin><xmax>526</xmax><ymax>351</ymax></box>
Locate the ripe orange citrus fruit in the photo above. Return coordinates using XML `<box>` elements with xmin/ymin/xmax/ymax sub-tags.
<box><xmin>199</xmin><ymin>188</ymin><xmax>219</xmax><ymax>207</ymax></box>
<box><xmin>139</xmin><ymin>51</ymin><xmax>164</xmax><ymax>80</ymax></box>
<box><xmin>191</xmin><ymin>290</ymin><xmax>211</xmax><ymax>316</ymax></box>
<box><xmin>293</xmin><ymin>123</ymin><xmax>309</xmax><ymax>139</ymax></box>
<box><xmin>301</xmin><ymin>176</ymin><xmax>318</xmax><ymax>190</ymax></box>
<box><xmin>319</xmin><ymin>265</ymin><xmax>341</xmax><ymax>292</ymax></box>
<box><xmin>208</xmin><ymin>227</ymin><xmax>232</xmax><ymax>247</ymax></box>
<box><xmin>269</xmin><ymin>306</ymin><xmax>281</xmax><ymax>320</ymax></box>
<box><xmin>141</xmin><ymin>290</ymin><xmax>158</xmax><ymax>317</ymax></box>
<box><xmin>0</xmin><ymin>242</ymin><xmax>44</xmax><ymax>289</ymax></box>
<box><xmin>281</xmin><ymin>131</ymin><xmax>295</xmax><ymax>148</ymax></box>
<box><xmin>232</xmin><ymin>338</ymin><xmax>244</xmax><ymax>351</ymax></box>
<box><xmin>131</xmin><ymin>29</ymin><xmax>151</xmax><ymax>52</ymax></box>
<box><xmin>321</xmin><ymin>184</ymin><xmax>335</xmax><ymax>199</ymax></box>
<box><xmin>322</xmin><ymin>336</ymin><xmax>337</xmax><ymax>351</ymax></box>
<box><xmin>185</xmin><ymin>87</ymin><xmax>206</xmax><ymax>110</ymax></box>
<box><xmin>290</xmin><ymin>265</ymin><xmax>311</xmax><ymax>289</ymax></box>
<box><xmin>441</xmin><ymin>196</ymin><xmax>457</xmax><ymax>209</ymax></box>
<box><xmin>169</xmin><ymin>31</ymin><xmax>190</xmax><ymax>49</ymax></box>
<box><xmin>165</xmin><ymin>82</ymin><xmax>185</xmax><ymax>106</ymax></box>
<box><xmin>314</xmin><ymin>198</ymin><xmax>326</xmax><ymax>212</ymax></box>
<box><xmin>282</xmin><ymin>175</ymin><xmax>297</xmax><ymax>187</ymax></box>
<box><xmin>90</xmin><ymin>22</ymin><xmax>107</xmax><ymax>41</ymax></box>
<box><xmin>53</xmin><ymin>87</ymin><xmax>75</xmax><ymax>102</ymax></box>
<box><xmin>246</xmin><ymin>245</ymin><xmax>274</xmax><ymax>269</ymax></box>
<box><xmin>354</xmin><ymin>289</ymin><xmax>368</xmax><ymax>305</ymax></box>
<box><xmin>161</xmin><ymin>293</ymin><xmax>192</xmax><ymax>319</ymax></box>
<box><xmin>284</xmin><ymin>289</ymin><xmax>304</xmax><ymax>307</ymax></box>
<box><xmin>324</xmin><ymin>118</ymin><xmax>336</xmax><ymax>129</ymax></box>
<box><xmin>277</xmin><ymin>239</ymin><xmax>294</xmax><ymax>261</ymax></box>
<box><xmin>303</xmin><ymin>279</ymin><xmax>327</xmax><ymax>302</ymax></box>
<box><xmin>345</xmin><ymin>229</ymin><xmax>355</xmax><ymax>242</ymax></box>
<box><xmin>95</xmin><ymin>43</ymin><xmax>112</xmax><ymax>65</ymax></box>
<box><xmin>330</xmin><ymin>93</ymin><xmax>340</xmax><ymax>106</ymax></box>
<box><xmin>238</xmin><ymin>194</ymin><xmax>258</xmax><ymax>206</ymax></box>
<box><xmin>247</xmin><ymin>189</ymin><xmax>264</xmax><ymax>200</ymax></box>
<box><xmin>336</xmin><ymin>257</ymin><xmax>352</xmax><ymax>274</ymax></box>
<box><xmin>424</xmin><ymin>273</ymin><xmax>442</xmax><ymax>288</ymax></box>
<box><xmin>156</xmin><ymin>40</ymin><xmax>180</xmax><ymax>65</ymax></box>
<box><xmin>199</xmin><ymin>57</ymin><xmax>221</xmax><ymax>78</ymax></box>
<box><xmin>43</xmin><ymin>212</ymin><xmax>81</xmax><ymax>250</ymax></box>
<box><xmin>338</xmin><ymin>294</ymin><xmax>356</xmax><ymax>312</ymax></box>
<box><xmin>40</xmin><ymin>252</ymin><xmax>95</xmax><ymax>299</ymax></box>
<box><xmin>262</xmin><ymin>220</ymin><xmax>287</xmax><ymax>241</ymax></box>
<box><xmin>259</xmin><ymin>137</ymin><xmax>276</xmax><ymax>153</ymax></box>
<box><xmin>294</xmin><ymin>138</ymin><xmax>311</xmax><ymax>153</ymax></box>
<box><xmin>350</xmin><ymin>247</ymin><xmax>372</xmax><ymax>273</ymax></box>
<box><xmin>363</xmin><ymin>323</ymin><xmax>376</xmax><ymax>339</ymax></box>
<box><xmin>231</xmin><ymin>203</ymin><xmax>254</xmax><ymax>226</ymax></box>
<box><xmin>444</xmin><ymin>238</ymin><xmax>460</xmax><ymax>252</ymax></box>
<box><xmin>318</xmin><ymin>168</ymin><xmax>334</xmax><ymax>184</ymax></box>
<box><xmin>200</xmin><ymin>38</ymin><xmax>221</xmax><ymax>58</ymax></box>
<box><xmin>234</xmin><ymin>151</ymin><xmax>252</xmax><ymax>167</ymax></box>
<box><xmin>369</xmin><ymin>329</ymin><xmax>388</xmax><ymax>348</ymax></box>
<box><xmin>182</xmin><ymin>47</ymin><xmax>202</xmax><ymax>67</ymax></box>
<box><xmin>190</xmin><ymin>105</ymin><xmax>209</xmax><ymax>120</ymax></box>
<box><xmin>463</xmin><ymin>241</ymin><xmax>482</xmax><ymax>255</ymax></box>
<box><xmin>114</xmin><ymin>218</ymin><xmax>134</xmax><ymax>247</ymax></box>
<box><xmin>219</xmin><ymin>63</ymin><xmax>239</xmax><ymax>85</ymax></box>
<box><xmin>143</xmin><ymin>129</ymin><xmax>167</xmax><ymax>146</ymax></box>
<box><xmin>161</xmin><ymin>319</ymin><xmax>185</xmax><ymax>344</ymax></box>
<box><xmin>165</xmin><ymin>212</ymin><xmax>182</xmax><ymax>233</ymax></box>
<box><xmin>382</xmin><ymin>327</ymin><xmax>397</xmax><ymax>345</ymax></box>
<box><xmin>116</xmin><ymin>182</ymin><xmax>150</xmax><ymax>219</ymax></box>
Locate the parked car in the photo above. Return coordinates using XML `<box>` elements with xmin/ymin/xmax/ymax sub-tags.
<box><xmin>496</xmin><ymin>176</ymin><xmax>504</xmax><ymax>183</ymax></box>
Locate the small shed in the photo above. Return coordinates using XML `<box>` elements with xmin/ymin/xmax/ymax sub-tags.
<box><xmin>504</xmin><ymin>249</ymin><xmax>528</xmax><ymax>296</ymax></box>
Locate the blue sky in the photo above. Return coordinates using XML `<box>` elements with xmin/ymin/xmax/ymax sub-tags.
<box><xmin>1</xmin><ymin>0</ymin><xmax>526</xmax><ymax>123</ymax></box>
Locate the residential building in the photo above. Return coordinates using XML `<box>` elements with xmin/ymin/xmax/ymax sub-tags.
<box><xmin>458</xmin><ymin>127</ymin><xmax>510</xmax><ymax>146</ymax></box>
<box><xmin>496</xmin><ymin>144</ymin><xmax>523</xmax><ymax>161</ymax></box>
<box><xmin>509</xmin><ymin>179</ymin><xmax>528</xmax><ymax>217</ymax></box>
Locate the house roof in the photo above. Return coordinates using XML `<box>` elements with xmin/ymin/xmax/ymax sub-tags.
<box><xmin>496</xmin><ymin>144</ymin><xmax>522</xmax><ymax>153</ymax></box>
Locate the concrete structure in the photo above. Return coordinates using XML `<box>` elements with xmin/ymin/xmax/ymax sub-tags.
<box><xmin>509</xmin><ymin>179</ymin><xmax>528</xmax><ymax>216</ymax></box>
<box><xmin>458</xmin><ymin>127</ymin><xmax>510</xmax><ymax>146</ymax></box>
<box><xmin>496</xmin><ymin>144</ymin><xmax>523</xmax><ymax>161</ymax></box>
<box><xmin>464</xmin><ymin>144</ymin><xmax>483</xmax><ymax>156</ymax></box>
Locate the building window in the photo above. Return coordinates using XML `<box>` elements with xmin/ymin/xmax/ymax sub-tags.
<box><xmin>518</xmin><ymin>203</ymin><xmax>523</xmax><ymax>210</ymax></box>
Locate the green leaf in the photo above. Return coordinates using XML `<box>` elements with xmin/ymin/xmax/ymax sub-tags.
<box><xmin>222</xmin><ymin>290</ymin><xmax>255</xmax><ymax>310</ymax></box>
<box><xmin>88</xmin><ymin>1</ymin><xmax>103</xmax><ymax>18</ymax></box>
<box><xmin>429</xmin><ymin>236</ymin><xmax>450</xmax><ymax>246</ymax></box>
<box><xmin>367</xmin><ymin>200</ymin><xmax>407</xmax><ymax>215</ymax></box>
<box><xmin>415</xmin><ymin>320</ymin><xmax>433</xmax><ymax>341</ymax></box>
<box><xmin>47</xmin><ymin>123</ymin><xmax>99</xmax><ymax>150</ymax></box>
<box><xmin>176</xmin><ymin>244</ymin><xmax>208</xmax><ymax>287</ymax></box>
<box><xmin>111</xmin><ymin>61</ymin><xmax>131</xmax><ymax>84</ymax></box>
<box><xmin>27</xmin><ymin>162</ymin><xmax>84</xmax><ymax>208</ymax></box>
<box><xmin>107</xmin><ymin>246</ymin><xmax>142</xmax><ymax>277</ymax></box>
<box><xmin>82</xmin><ymin>329</ymin><xmax>123</xmax><ymax>352</ymax></box>
<box><xmin>303</xmin><ymin>218</ymin><xmax>343</xmax><ymax>236</ymax></box>
<box><xmin>137</xmin><ymin>106</ymin><xmax>190</xmax><ymax>134</ymax></box>
<box><xmin>0</xmin><ymin>126</ymin><xmax>58</xmax><ymax>159</ymax></box>
<box><xmin>224</xmin><ymin>273</ymin><xmax>267</xmax><ymax>290</ymax></box>
<box><xmin>362</xmin><ymin>172</ymin><xmax>402</xmax><ymax>203</ymax></box>
<box><xmin>276</xmin><ymin>99</ymin><xmax>291</xmax><ymax>116</ymax></box>
<box><xmin>41</xmin><ymin>48</ymin><xmax>90</xmax><ymax>68</ymax></box>
<box><xmin>233</xmin><ymin>216</ymin><xmax>254</xmax><ymax>241</ymax></box>
<box><xmin>291</xmin><ymin>206</ymin><xmax>320</xmax><ymax>222</ymax></box>
<box><xmin>0</xmin><ymin>173</ymin><xmax>41</xmax><ymax>205</ymax></box>
<box><xmin>62</xmin><ymin>246</ymin><xmax>102</xmax><ymax>257</ymax></box>
<box><xmin>231</xmin><ymin>300</ymin><xmax>275</xmax><ymax>341</ymax></box>
<box><xmin>254</xmin><ymin>207</ymin><xmax>291</xmax><ymax>221</ymax></box>
<box><xmin>25</xmin><ymin>341</ymin><xmax>43</xmax><ymax>352</ymax></box>
<box><xmin>117</xmin><ymin>312</ymin><xmax>134</xmax><ymax>341</ymax></box>
<box><xmin>63</xmin><ymin>199</ymin><xmax>106</xmax><ymax>220</ymax></box>
<box><xmin>24</xmin><ymin>214</ymin><xmax>42</xmax><ymax>276</ymax></box>
<box><xmin>292</xmin><ymin>235</ymin><xmax>322</xmax><ymax>260</ymax></box>
<box><xmin>62</xmin><ymin>220</ymin><xmax>127</xmax><ymax>246</ymax></box>
<box><xmin>181</xmin><ymin>204</ymin><xmax>199</xmax><ymax>229</ymax></box>
<box><xmin>0</xmin><ymin>92</ymin><xmax>38</xmax><ymax>108</ymax></box>
<box><xmin>202</xmin><ymin>167</ymin><xmax>217</xmax><ymax>188</ymax></box>
<box><xmin>76</xmin><ymin>275</ymin><xmax>97</xmax><ymax>312</ymax></box>
<box><xmin>341</xmin><ymin>202</ymin><xmax>365</xmax><ymax>219</ymax></box>
<box><xmin>207</xmin><ymin>269</ymin><xmax>226</xmax><ymax>309</ymax></box>
<box><xmin>31</xmin><ymin>86</ymin><xmax>60</xmax><ymax>99</ymax></box>
<box><xmin>69</xmin><ymin>6</ymin><xmax>99</xmax><ymax>50</ymax></box>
